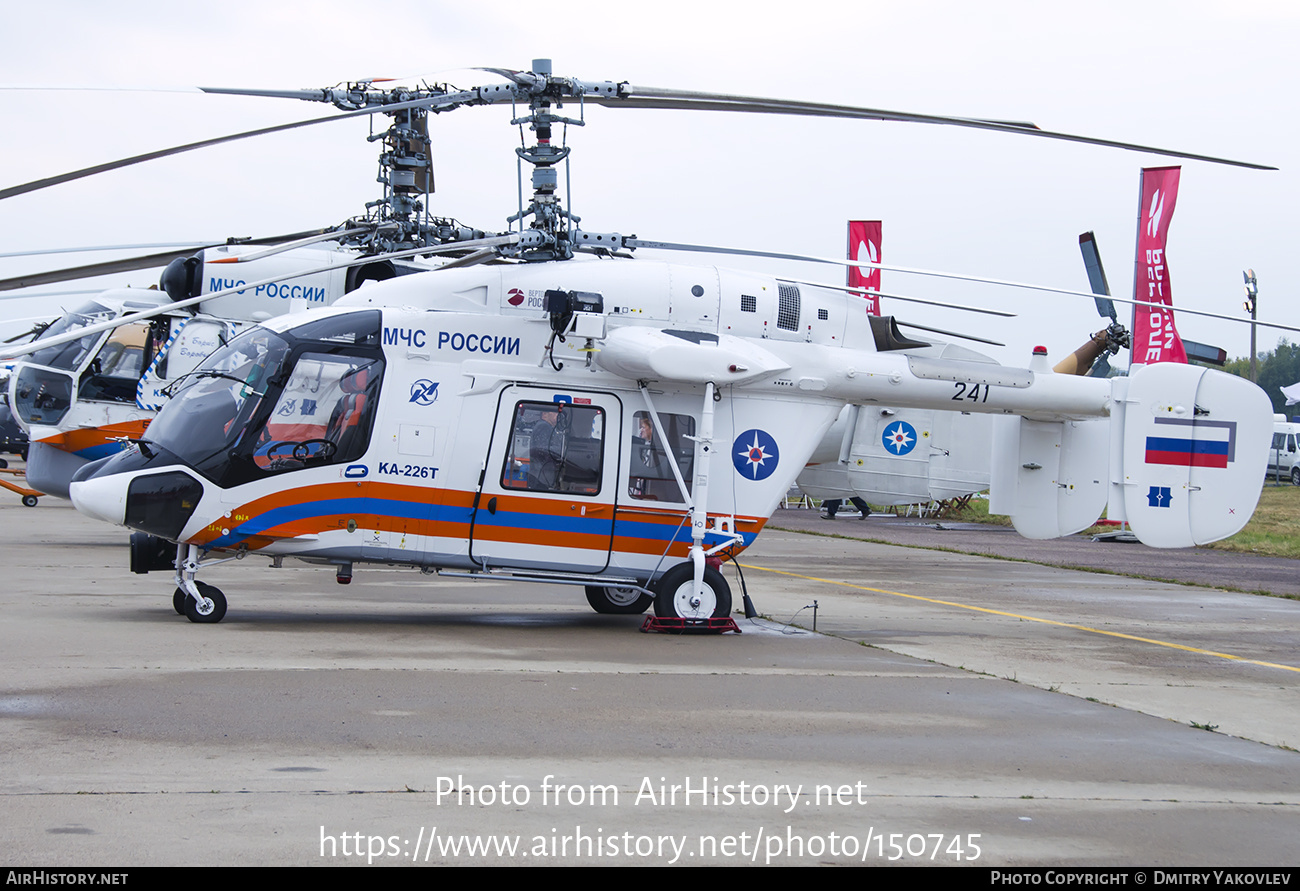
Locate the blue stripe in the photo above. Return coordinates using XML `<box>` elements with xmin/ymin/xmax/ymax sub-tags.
<box><xmin>1144</xmin><ymin>436</ymin><xmax>1229</xmax><ymax>456</ymax></box>
<box><xmin>204</xmin><ymin>496</ymin><xmax>757</xmax><ymax>551</ymax></box>
<box><xmin>74</xmin><ymin>443</ymin><xmax>127</xmax><ymax>461</ymax></box>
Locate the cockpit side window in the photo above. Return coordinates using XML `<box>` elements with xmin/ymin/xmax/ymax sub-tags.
<box><xmin>628</xmin><ymin>411</ymin><xmax>695</xmax><ymax>502</ymax></box>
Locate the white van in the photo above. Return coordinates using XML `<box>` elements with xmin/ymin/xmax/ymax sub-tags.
<box><xmin>1268</xmin><ymin>414</ymin><xmax>1300</xmax><ymax>484</ymax></box>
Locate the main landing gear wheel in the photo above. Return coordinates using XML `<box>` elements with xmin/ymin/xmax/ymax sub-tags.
<box><xmin>182</xmin><ymin>582</ymin><xmax>227</xmax><ymax>624</ymax></box>
<box><xmin>585</xmin><ymin>584</ymin><xmax>654</xmax><ymax>615</ymax></box>
<box><xmin>653</xmin><ymin>563</ymin><xmax>732</xmax><ymax>621</ymax></box>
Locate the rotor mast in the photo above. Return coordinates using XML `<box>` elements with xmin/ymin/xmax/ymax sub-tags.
<box><xmin>507</xmin><ymin>59</ymin><xmax>579</xmax><ymax>260</ymax></box>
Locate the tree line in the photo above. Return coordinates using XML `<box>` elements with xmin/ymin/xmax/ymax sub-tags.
<box><xmin>1220</xmin><ymin>339</ymin><xmax>1300</xmax><ymax>418</ymax></box>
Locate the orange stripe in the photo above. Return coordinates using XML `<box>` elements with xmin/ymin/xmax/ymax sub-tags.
<box><xmin>191</xmin><ymin>481</ymin><xmax>764</xmax><ymax>560</ymax></box>
<box><xmin>37</xmin><ymin>419</ymin><xmax>151</xmax><ymax>453</ymax></box>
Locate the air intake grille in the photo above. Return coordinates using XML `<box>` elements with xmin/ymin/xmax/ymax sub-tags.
<box><xmin>777</xmin><ymin>284</ymin><xmax>801</xmax><ymax>331</ymax></box>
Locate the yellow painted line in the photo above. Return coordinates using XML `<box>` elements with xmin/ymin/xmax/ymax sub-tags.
<box><xmin>738</xmin><ymin>563</ymin><xmax>1300</xmax><ymax>674</ymax></box>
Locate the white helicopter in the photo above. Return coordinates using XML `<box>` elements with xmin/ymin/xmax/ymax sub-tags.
<box><xmin>0</xmin><ymin>60</ymin><xmax>1280</xmax><ymax>626</ymax></box>
<box><xmin>2</xmin><ymin>87</ymin><xmax>490</xmax><ymax>500</ymax></box>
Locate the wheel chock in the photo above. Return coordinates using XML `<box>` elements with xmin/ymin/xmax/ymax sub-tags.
<box><xmin>639</xmin><ymin>616</ymin><xmax>741</xmax><ymax>634</ymax></box>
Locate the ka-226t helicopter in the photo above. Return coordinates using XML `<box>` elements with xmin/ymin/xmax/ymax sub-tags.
<box><xmin>0</xmin><ymin>60</ymin><xmax>1280</xmax><ymax>625</ymax></box>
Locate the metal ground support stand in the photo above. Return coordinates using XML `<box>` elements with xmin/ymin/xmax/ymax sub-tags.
<box><xmin>0</xmin><ymin>467</ymin><xmax>41</xmax><ymax>506</ymax></box>
<box><xmin>639</xmin><ymin>616</ymin><xmax>741</xmax><ymax>634</ymax></box>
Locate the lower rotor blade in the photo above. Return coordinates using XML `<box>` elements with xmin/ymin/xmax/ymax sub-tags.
<box><xmin>204</xmin><ymin>228</ymin><xmax>372</xmax><ymax>265</ymax></box>
<box><xmin>0</xmin><ymin>248</ymin><xmax>199</xmax><ymax>291</ymax></box>
<box><xmin>435</xmin><ymin>247</ymin><xmax>499</xmax><ymax>270</ymax></box>
<box><xmin>0</xmin><ymin>242</ymin><xmax>210</xmax><ymax>260</ymax></box>
<box><xmin>893</xmin><ymin>320</ymin><xmax>1005</xmax><ymax>347</ymax></box>
<box><xmin>0</xmin><ymin>233</ymin><xmax>520</xmax><ymax>361</ymax></box>
<box><xmin>781</xmin><ymin>276</ymin><xmax>1015</xmax><ymax>318</ymax></box>
<box><xmin>0</xmin><ymin>228</ymin><xmax>335</xmax><ymax>292</ymax></box>
<box><xmin>630</xmin><ymin>237</ymin><xmax>1300</xmax><ymax>335</ymax></box>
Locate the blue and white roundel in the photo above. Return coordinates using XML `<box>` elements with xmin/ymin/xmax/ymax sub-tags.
<box><xmin>881</xmin><ymin>420</ymin><xmax>918</xmax><ymax>455</ymax></box>
<box><xmin>733</xmin><ymin>429</ymin><xmax>780</xmax><ymax>480</ymax></box>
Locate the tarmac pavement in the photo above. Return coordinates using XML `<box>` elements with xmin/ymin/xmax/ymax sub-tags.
<box><xmin>0</xmin><ymin>496</ymin><xmax>1296</xmax><ymax>866</ymax></box>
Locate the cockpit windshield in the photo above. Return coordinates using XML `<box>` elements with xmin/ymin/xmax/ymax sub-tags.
<box><xmin>140</xmin><ymin>311</ymin><xmax>384</xmax><ymax>486</ymax></box>
<box><xmin>144</xmin><ymin>328</ymin><xmax>292</xmax><ymax>475</ymax></box>
<box><xmin>26</xmin><ymin>301</ymin><xmax>114</xmax><ymax>371</ymax></box>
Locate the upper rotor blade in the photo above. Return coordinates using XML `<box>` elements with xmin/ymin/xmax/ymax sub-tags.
<box><xmin>199</xmin><ymin>86</ymin><xmax>341</xmax><ymax>103</ymax></box>
<box><xmin>596</xmin><ymin>86</ymin><xmax>1041</xmax><ymax>130</ymax></box>
<box><xmin>0</xmin><ymin>98</ymin><xmax>440</xmax><ymax>202</ymax></box>
<box><xmin>593</xmin><ymin>87</ymin><xmax>1275</xmax><ymax>170</ymax></box>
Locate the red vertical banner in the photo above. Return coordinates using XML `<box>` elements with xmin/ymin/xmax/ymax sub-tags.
<box><xmin>1131</xmin><ymin>167</ymin><xmax>1188</xmax><ymax>364</ymax></box>
<box><xmin>847</xmin><ymin>221</ymin><xmax>882</xmax><ymax>316</ymax></box>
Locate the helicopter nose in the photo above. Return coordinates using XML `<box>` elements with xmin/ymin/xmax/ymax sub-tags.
<box><xmin>69</xmin><ymin>474</ymin><xmax>128</xmax><ymax>526</ymax></box>
<box><xmin>73</xmin><ymin>468</ymin><xmax>207</xmax><ymax>540</ymax></box>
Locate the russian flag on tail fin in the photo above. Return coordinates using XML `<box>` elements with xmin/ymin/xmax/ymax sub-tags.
<box><xmin>1116</xmin><ymin>363</ymin><xmax>1271</xmax><ymax>548</ymax></box>
<box><xmin>1144</xmin><ymin>417</ymin><xmax>1236</xmax><ymax>469</ymax></box>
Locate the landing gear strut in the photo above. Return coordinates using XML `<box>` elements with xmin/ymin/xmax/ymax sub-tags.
<box><xmin>173</xmin><ymin>543</ymin><xmax>229</xmax><ymax>624</ymax></box>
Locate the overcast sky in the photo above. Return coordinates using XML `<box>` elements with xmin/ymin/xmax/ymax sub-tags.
<box><xmin>1</xmin><ymin>0</ymin><xmax>1294</xmax><ymax>368</ymax></box>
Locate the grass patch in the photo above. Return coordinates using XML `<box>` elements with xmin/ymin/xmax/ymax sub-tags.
<box><xmin>924</xmin><ymin>496</ymin><xmax>1013</xmax><ymax>527</ymax></box>
<box><xmin>878</xmin><ymin>486</ymin><xmax>1300</xmax><ymax>560</ymax></box>
<box><xmin>1202</xmin><ymin>485</ymin><xmax>1300</xmax><ymax>559</ymax></box>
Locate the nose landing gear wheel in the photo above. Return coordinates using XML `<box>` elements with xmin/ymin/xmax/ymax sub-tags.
<box><xmin>182</xmin><ymin>582</ymin><xmax>227</xmax><ymax>624</ymax></box>
<box><xmin>173</xmin><ymin>588</ymin><xmax>187</xmax><ymax>615</ymax></box>
<box><xmin>653</xmin><ymin>563</ymin><xmax>732</xmax><ymax>621</ymax></box>
<box><xmin>585</xmin><ymin>584</ymin><xmax>654</xmax><ymax>615</ymax></box>
<box><xmin>22</xmin><ymin>495</ymin><xmax>37</xmax><ymax>507</ymax></box>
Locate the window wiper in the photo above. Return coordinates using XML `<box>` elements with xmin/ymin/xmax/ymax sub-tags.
<box><xmin>162</xmin><ymin>369</ymin><xmax>261</xmax><ymax>398</ymax></box>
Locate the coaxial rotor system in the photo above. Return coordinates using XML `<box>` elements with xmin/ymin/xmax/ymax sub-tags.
<box><xmin>0</xmin><ymin>56</ymin><xmax>1275</xmax><ymax>287</ymax></box>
